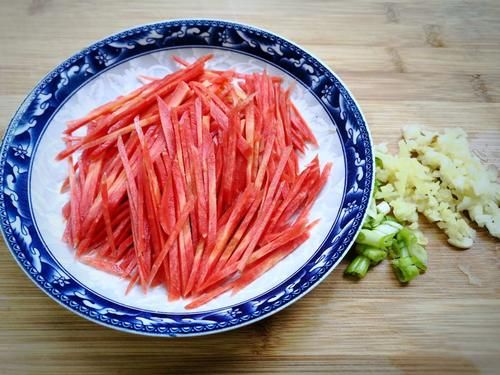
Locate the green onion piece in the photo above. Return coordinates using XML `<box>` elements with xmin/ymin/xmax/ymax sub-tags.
<box><xmin>356</xmin><ymin>222</ymin><xmax>401</xmax><ymax>248</ymax></box>
<box><xmin>356</xmin><ymin>244</ymin><xmax>387</xmax><ymax>264</ymax></box>
<box><xmin>356</xmin><ymin>229</ymin><xmax>392</xmax><ymax>248</ymax></box>
<box><xmin>397</xmin><ymin>227</ymin><xmax>417</xmax><ymax>247</ymax></box>
<box><xmin>392</xmin><ymin>257</ymin><xmax>420</xmax><ymax>282</ymax></box>
<box><xmin>394</xmin><ymin>227</ymin><xmax>428</xmax><ymax>271</ymax></box>
<box><xmin>408</xmin><ymin>243</ymin><xmax>428</xmax><ymax>271</ymax></box>
<box><xmin>390</xmin><ymin>239</ymin><xmax>410</xmax><ymax>259</ymax></box>
<box><xmin>363</xmin><ymin>248</ymin><xmax>388</xmax><ymax>264</ymax></box>
<box><xmin>345</xmin><ymin>255</ymin><xmax>371</xmax><ymax>278</ymax></box>
<box><xmin>381</xmin><ymin>215</ymin><xmax>401</xmax><ymax>225</ymax></box>
<box><xmin>379</xmin><ymin>220</ymin><xmax>403</xmax><ymax>233</ymax></box>
<box><xmin>350</xmin><ymin>193</ymin><xmax>428</xmax><ymax>282</ymax></box>
<box><xmin>371</xmin><ymin>212</ymin><xmax>386</xmax><ymax>228</ymax></box>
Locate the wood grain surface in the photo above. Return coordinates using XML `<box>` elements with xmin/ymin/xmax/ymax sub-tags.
<box><xmin>0</xmin><ymin>1</ymin><xmax>499</xmax><ymax>374</ymax></box>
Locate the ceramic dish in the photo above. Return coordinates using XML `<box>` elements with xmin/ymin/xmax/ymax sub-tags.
<box><xmin>0</xmin><ymin>19</ymin><xmax>373</xmax><ymax>336</ymax></box>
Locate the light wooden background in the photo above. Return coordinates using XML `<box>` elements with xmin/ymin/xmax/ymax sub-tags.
<box><xmin>0</xmin><ymin>1</ymin><xmax>499</xmax><ymax>374</ymax></box>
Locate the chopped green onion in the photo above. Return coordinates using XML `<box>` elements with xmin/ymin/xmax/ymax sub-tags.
<box><xmin>356</xmin><ymin>229</ymin><xmax>393</xmax><ymax>248</ymax></box>
<box><xmin>381</xmin><ymin>215</ymin><xmax>401</xmax><ymax>225</ymax></box>
<box><xmin>392</xmin><ymin>228</ymin><xmax>428</xmax><ymax>271</ymax></box>
<box><xmin>390</xmin><ymin>239</ymin><xmax>410</xmax><ymax>258</ymax></box>
<box><xmin>345</xmin><ymin>255</ymin><xmax>371</xmax><ymax>278</ymax></box>
<box><xmin>356</xmin><ymin>244</ymin><xmax>387</xmax><ymax>264</ymax></box>
<box><xmin>356</xmin><ymin>221</ymin><xmax>401</xmax><ymax>248</ymax></box>
<box><xmin>378</xmin><ymin>220</ymin><xmax>403</xmax><ymax>233</ymax></box>
<box><xmin>391</xmin><ymin>257</ymin><xmax>420</xmax><ymax>283</ymax></box>
<box><xmin>347</xmin><ymin>181</ymin><xmax>428</xmax><ymax>282</ymax></box>
<box><xmin>408</xmin><ymin>243</ymin><xmax>428</xmax><ymax>271</ymax></box>
<box><xmin>397</xmin><ymin>227</ymin><xmax>417</xmax><ymax>247</ymax></box>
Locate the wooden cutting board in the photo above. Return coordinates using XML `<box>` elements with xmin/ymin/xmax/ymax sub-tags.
<box><xmin>0</xmin><ymin>1</ymin><xmax>498</xmax><ymax>374</ymax></box>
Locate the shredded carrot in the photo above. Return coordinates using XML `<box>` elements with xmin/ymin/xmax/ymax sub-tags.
<box><xmin>60</xmin><ymin>55</ymin><xmax>331</xmax><ymax>308</ymax></box>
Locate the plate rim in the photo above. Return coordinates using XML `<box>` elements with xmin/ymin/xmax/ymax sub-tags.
<box><xmin>0</xmin><ymin>18</ymin><xmax>374</xmax><ymax>337</ymax></box>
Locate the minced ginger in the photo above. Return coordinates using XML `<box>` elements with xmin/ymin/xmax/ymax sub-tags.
<box><xmin>375</xmin><ymin>126</ymin><xmax>499</xmax><ymax>249</ymax></box>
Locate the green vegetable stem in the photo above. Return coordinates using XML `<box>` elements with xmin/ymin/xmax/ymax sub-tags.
<box><xmin>345</xmin><ymin>195</ymin><xmax>428</xmax><ymax>282</ymax></box>
<box><xmin>345</xmin><ymin>255</ymin><xmax>371</xmax><ymax>278</ymax></box>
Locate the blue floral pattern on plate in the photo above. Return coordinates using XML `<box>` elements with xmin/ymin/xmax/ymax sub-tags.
<box><xmin>0</xmin><ymin>19</ymin><xmax>373</xmax><ymax>336</ymax></box>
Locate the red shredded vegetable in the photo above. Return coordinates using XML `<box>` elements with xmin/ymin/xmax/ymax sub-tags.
<box><xmin>59</xmin><ymin>55</ymin><xmax>332</xmax><ymax>308</ymax></box>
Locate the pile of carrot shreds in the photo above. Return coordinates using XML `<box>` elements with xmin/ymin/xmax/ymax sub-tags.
<box><xmin>58</xmin><ymin>54</ymin><xmax>332</xmax><ymax>309</ymax></box>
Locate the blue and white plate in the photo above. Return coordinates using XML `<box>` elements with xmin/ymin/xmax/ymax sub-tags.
<box><xmin>1</xmin><ymin>19</ymin><xmax>374</xmax><ymax>336</ymax></box>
